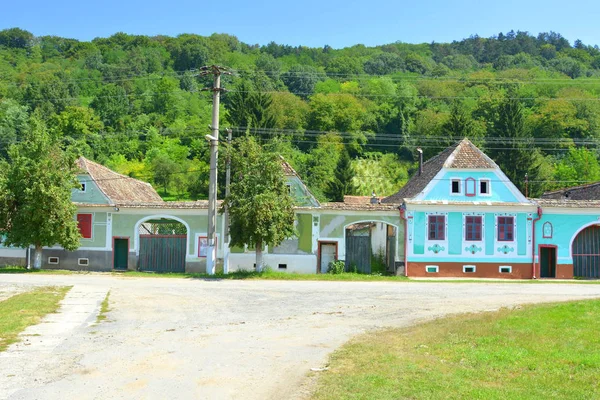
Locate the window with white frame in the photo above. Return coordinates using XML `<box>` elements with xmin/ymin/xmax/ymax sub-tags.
<box><xmin>428</xmin><ymin>215</ymin><xmax>446</xmax><ymax>240</ymax></box>
<box><xmin>451</xmin><ymin>179</ymin><xmax>461</xmax><ymax>194</ymax></box>
<box><xmin>497</xmin><ymin>216</ymin><xmax>515</xmax><ymax>241</ymax></box>
<box><xmin>465</xmin><ymin>216</ymin><xmax>483</xmax><ymax>241</ymax></box>
<box><xmin>479</xmin><ymin>179</ymin><xmax>490</xmax><ymax>195</ymax></box>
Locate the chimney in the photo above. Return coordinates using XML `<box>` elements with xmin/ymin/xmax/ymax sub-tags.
<box><xmin>417</xmin><ymin>147</ymin><xmax>423</xmax><ymax>176</ymax></box>
<box><xmin>370</xmin><ymin>190</ymin><xmax>378</xmax><ymax>204</ymax></box>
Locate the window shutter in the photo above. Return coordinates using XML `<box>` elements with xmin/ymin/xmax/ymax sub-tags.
<box><xmin>77</xmin><ymin>214</ymin><xmax>92</xmax><ymax>239</ymax></box>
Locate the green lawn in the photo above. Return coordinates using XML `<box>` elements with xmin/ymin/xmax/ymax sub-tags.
<box><xmin>0</xmin><ymin>286</ymin><xmax>71</xmax><ymax>351</ymax></box>
<box><xmin>312</xmin><ymin>299</ymin><xmax>600</xmax><ymax>400</ymax></box>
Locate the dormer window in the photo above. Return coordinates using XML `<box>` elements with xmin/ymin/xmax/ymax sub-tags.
<box><xmin>451</xmin><ymin>179</ymin><xmax>461</xmax><ymax>194</ymax></box>
<box><xmin>479</xmin><ymin>179</ymin><xmax>490</xmax><ymax>195</ymax></box>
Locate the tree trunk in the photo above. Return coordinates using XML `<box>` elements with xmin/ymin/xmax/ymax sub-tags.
<box><xmin>255</xmin><ymin>242</ymin><xmax>263</xmax><ymax>272</ymax></box>
<box><xmin>33</xmin><ymin>244</ymin><xmax>43</xmax><ymax>270</ymax></box>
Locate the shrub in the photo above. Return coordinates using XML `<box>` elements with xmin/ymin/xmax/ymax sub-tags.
<box><xmin>327</xmin><ymin>260</ymin><xmax>345</xmax><ymax>274</ymax></box>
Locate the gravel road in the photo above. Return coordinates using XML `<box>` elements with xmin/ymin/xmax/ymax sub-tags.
<box><xmin>2</xmin><ymin>274</ymin><xmax>600</xmax><ymax>400</ymax></box>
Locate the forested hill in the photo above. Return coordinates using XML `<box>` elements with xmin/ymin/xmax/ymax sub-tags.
<box><xmin>1</xmin><ymin>27</ymin><xmax>600</xmax><ymax>200</ymax></box>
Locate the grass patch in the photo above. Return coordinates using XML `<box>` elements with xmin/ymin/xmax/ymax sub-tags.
<box><xmin>112</xmin><ymin>269</ymin><xmax>410</xmax><ymax>282</ymax></box>
<box><xmin>0</xmin><ymin>286</ymin><xmax>71</xmax><ymax>351</ymax></box>
<box><xmin>0</xmin><ymin>265</ymin><xmax>74</xmax><ymax>275</ymax></box>
<box><xmin>312</xmin><ymin>299</ymin><xmax>600</xmax><ymax>400</ymax></box>
<box><xmin>96</xmin><ymin>291</ymin><xmax>111</xmax><ymax>323</ymax></box>
<box><xmin>3</xmin><ymin>265</ymin><xmax>600</xmax><ymax>284</ymax></box>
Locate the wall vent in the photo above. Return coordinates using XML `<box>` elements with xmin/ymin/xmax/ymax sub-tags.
<box><xmin>463</xmin><ymin>265</ymin><xmax>476</xmax><ymax>273</ymax></box>
<box><xmin>426</xmin><ymin>265</ymin><xmax>439</xmax><ymax>273</ymax></box>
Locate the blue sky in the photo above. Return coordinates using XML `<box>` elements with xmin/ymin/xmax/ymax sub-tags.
<box><xmin>1</xmin><ymin>0</ymin><xmax>599</xmax><ymax>48</ymax></box>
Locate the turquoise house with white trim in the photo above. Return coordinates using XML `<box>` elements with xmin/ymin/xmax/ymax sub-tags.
<box><xmin>384</xmin><ymin>139</ymin><xmax>600</xmax><ymax>279</ymax></box>
<box><xmin>384</xmin><ymin>139</ymin><xmax>539</xmax><ymax>278</ymax></box>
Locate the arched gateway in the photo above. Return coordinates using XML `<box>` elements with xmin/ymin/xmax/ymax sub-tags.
<box><xmin>136</xmin><ymin>216</ymin><xmax>188</xmax><ymax>273</ymax></box>
<box><xmin>572</xmin><ymin>224</ymin><xmax>600</xmax><ymax>278</ymax></box>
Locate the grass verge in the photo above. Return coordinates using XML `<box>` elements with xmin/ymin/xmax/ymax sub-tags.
<box><xmin>0</xmin><ymin>286</ymin><xmax>70</xmax><ymax>351</ymax></box>
<box><xmin>0</xmin><ymin>266</ymin><xmax>74</xmax><ymax>275</ymax></box>
<box><xmin>112</xmin><ymin>269</ymin><xmax>410</xmax><ymax>282</ymax></box>
<box><xmin>96</xmin><ymin>290</ymin><xmax>111</xmax><ymax>323</ymax></box>
<box><xmin>2</xmin><ymin>265</ymin><xmax>600</xmax><ymax>284</ymax></box>
<box><xmin>312</xmin><ymin>299</ymin><xmax>600</xmax><ymax>400</ymax></box>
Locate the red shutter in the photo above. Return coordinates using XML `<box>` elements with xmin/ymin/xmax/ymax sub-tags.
<box><xmin>77</xmin><ymin>214</ymin><xmax>92</xmax><ymax>239</ymax></box>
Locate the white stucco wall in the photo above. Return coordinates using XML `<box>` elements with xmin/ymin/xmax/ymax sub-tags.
<box><xmin>227</xmin><ymin>253</ymin><xmax>317</xmax><ymax>274</ymax></box>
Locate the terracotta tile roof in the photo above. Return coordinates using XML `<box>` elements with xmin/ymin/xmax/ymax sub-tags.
<box><xmin>383</xmin><ymin>139</ymin><xmax>497</xmax><ymax>203</ymax></box>
<box><xmin>444</xmin><ymin>139</ymin><xmax>496</xmax><ymax>169</ymax></box>
<box><xmin>77</xmin><ymin>157</ymin><xmax>163</xmax><ymax>203</ymax></box>
<box><xmin>534</xmin><ymin>198</ymin><xmax>600</xmax><ymax>208</ymax></box>
<box><xmin>541</xmin><ymin>182</ymin><xmax>600</xmax><ymax>200</ymax></box>
<box><xmin>343</xmin><ymin>195</ymin><xmax>374</xmax><ymax>204</ymax></box>
<box><xmin>321</xmin><ymin>202</ymin><xmax>400</xmax><ymax>211</ymax></box>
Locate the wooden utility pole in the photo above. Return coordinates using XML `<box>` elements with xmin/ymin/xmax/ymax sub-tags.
<box><xmin>200</xmin><ymin>65</ymin><xmax>230</xmax><ymax>275</ymax></box>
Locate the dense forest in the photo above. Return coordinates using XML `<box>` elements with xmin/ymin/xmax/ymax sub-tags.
<box><xmin>1</xmin><ymin>27</ymin><xmax>600</xmax><ymax>200</ymax></box>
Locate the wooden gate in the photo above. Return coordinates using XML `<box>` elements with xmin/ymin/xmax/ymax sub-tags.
<box><xmin>386</xmin><ymin>230</ymin><xmax>396</xmax><ymax>273</ymax></box>
<box><xmin>138</xmin><ymin>220</ymin><xmax>187</xmax><ymax>273</ymax></box>
<box><xmin>572</xmin><ymin>225</ymin><xmax>600</xmax><ymax>278</ymax></box>
<box><xmin>345</xmin><ymin>225</ymin><xmax>371</xmax><ymax>273</ymax></box>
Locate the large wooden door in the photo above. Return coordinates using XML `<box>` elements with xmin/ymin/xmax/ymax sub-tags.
<box><xmin>345</xmin><ymin>229</ymin><xmax>371</xmax><ymax>273</ymax></box>
<box><xmin>319</xmin><ymin>242</ymin><xmax>337</xmax><ymax>273</ymax></box>
<box><xmin>572</xmin><ymin>225</ymin><xmax>600</xmax><ymax>278</ymax></box>
<box><xmin>139</xmin><ymin>235</ymin><xmax>186</xmax><ymax>273</ymax></box>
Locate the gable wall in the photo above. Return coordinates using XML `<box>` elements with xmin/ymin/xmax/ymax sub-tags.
<box><xmin>419</xmin><ymin>170</ymin><xmax>521</xmax><ymax>203</ymax></box>
<box><xmin>71</xmin><ymin>175</ymin><xmax>110</xmax><ymax>204</ymax></box>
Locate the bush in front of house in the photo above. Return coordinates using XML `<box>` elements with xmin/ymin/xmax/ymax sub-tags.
<box><xmin>327</xmin><ymin>260</ymin><xmax>346</xmax><ymax>274</ymax></box>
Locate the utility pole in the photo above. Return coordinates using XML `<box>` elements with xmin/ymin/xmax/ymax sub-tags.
<box><xmin>201</xmin><ymin>65</ymin><xmax>230</xmax><ymax>275</ymax></box>
<box><xmin>223</xmin><ymin>128</ymin><xmax>232</xmax><ymax>274</ymax></box>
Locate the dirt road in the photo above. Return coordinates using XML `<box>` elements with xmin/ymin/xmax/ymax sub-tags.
<box><xmin>2</xmin><ymin>274</ymin><xmax>600</xmax><ymax>400</ymax></box>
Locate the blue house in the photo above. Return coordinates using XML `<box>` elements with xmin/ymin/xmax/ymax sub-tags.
<box><xmin>383</xmin><ymin>138</ymin><xmax>600</xmax><ymax>279</ymax></box>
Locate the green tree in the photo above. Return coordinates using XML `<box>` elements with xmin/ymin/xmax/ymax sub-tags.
<box><xmin>326</xmin><ymin>150</ymin><xmax>355</xmax><ymax>201</ymax></box>
<box><xmin>553</xmin><ymin>147</ymin><xmax>600</xmax><ymax>188</ymax></box>
<box><xmin>0</xmin><ymin>122</ymin><xmax>80</xmax><ymax>269</ymax></box>
<box><xmin>281</xmin><ymin>65</ymin><xmax>323</xmax><ymax>98</ymax></box>
<box><xmin>222</xmin><ymin>136</ymin><xmax>295</xmax><ymax>271</ymax></box>
<box><xmin>0</xmin><ymin>99</ymin><xmax>29</xmax><ymax>158</ymax></box>
<box><xmin>442</xmin><ymin>100</ymin><xmax>476</xmax><ymax>144</ymax></box>
<box><xmin>90</xmin><ymin>84</ymin><xmax>130</xmax><ymax>127</ymax></box>
<box><xmin>486</xmin><ymin>96</ymin><xmax>549</xmax><ymax>195</ymax></box>
<box><xmin>225</xmin><ymin>80</ymin><xmax>276</xmax><ymax>132</ymax></box>
<box><xmin>0</xmin><ymin>28</ymin><xmax>33</xmax><ymax>49</ymax></box>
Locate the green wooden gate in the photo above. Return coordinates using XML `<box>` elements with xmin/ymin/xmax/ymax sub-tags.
<box><xmin>573</xmin><ymin>225</ymin><xmax>600</xmax><ymax>278</ymax></box>
<box><xmin>386</xmin><ymin>233</ymin><xmax>396</xmax><ymax>273</ymax></box>
<box><xmin>346</xmin><ymin>227</ymin><xmax>371</xmax><ymax>273</ymax></box>
<box><xmin>139</xmin><ymin>235</ymin><xmax>186</xmax><ymax>273</ymax></box>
